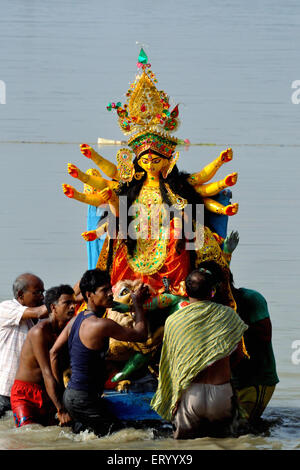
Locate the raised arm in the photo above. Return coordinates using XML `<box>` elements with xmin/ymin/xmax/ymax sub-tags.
<box><xmin>62</xmin><ymin>184</ymin><xmax>108</xmax><ymax>207</ymax></box>
<box><xmin>194</xmin><ymin>172</ymin><xmax>238</xmax><ymax>197</ymax></box>
<box><xmin>81</xmin><ymin>221</ymin><xmax>108</xmax><ymax>242</ymax></box>
<box><xmin>63</xmin><ymin>183</ymin><xmax>120</xmax><ymax>218</ymax></box>
<box><xmin>203</xmin><ymin>198</ymin><xmax>239</xmax><ymax>216</ymax></box>
<box><xmin>223</xmin><ymin>230</ymin><xmax>240</xmax><ymax>254</ymax></box>
<box><xmin>102</xmin><ymin>284</ymin><xmax>149</xmax><ymax>343</ymax></box>
<box><xmin>188</xmin><ymin>148</ymin><xmax>233</xmax><ymax>185</ymax></box>
<box><xmin>80</xmin><ymin>144</ymin><xmax>120</xmax><ymax>180</ymax></box>
<box><xmin>67</xmin><ymin>163</ymin><xmax>118</xmax><ymax>192</ymax></box>
<box><xmin>21</xmin><ymin>304</ymin><xmax>48</xmax><ymax>320</ymax></box>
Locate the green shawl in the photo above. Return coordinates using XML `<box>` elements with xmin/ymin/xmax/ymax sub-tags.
<box><xmin>151</xmin><ymin>300</ymin><xmax>248</xmax><ymax>421</ymax></box>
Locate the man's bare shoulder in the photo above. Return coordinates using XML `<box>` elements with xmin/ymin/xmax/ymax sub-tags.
<box><xmin>84</xmin><ymin>315</ymin><xmax>109</xmax><ymax>327</ymax></box>
<box><xmin>84</xmin><ymin>315</ymin><xmax>117</xmax><ymax>334</ymax></box>
<box><xmin>29</xmin><ymin>319</ymin><xmax>52</xmax><ymax>340</ymax></box>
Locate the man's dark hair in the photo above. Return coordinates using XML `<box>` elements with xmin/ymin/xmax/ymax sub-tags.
<box><xmin>185</xmin><ymin>269</ymin><xmax>217</xmax><ymax>300</ymax></box>
<box><xmin>79</xmin><ymin>269</ymin><xmax>111</xmax><ymax>302</ymax></box>
<box><xmin>196</xmin><ymin>261</ymin><xmax>226</xmax><ymax>285</ymax></box>
<box><xmin>44</xmin><ymin>285</ymin><xmax>74</xmax><ymax>313</ymax></box>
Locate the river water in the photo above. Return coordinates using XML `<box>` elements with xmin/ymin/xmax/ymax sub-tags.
<box><xmin>0</xmin><ymin>0</ymin><xmax>299</xmax><ymax>451</ymax></box>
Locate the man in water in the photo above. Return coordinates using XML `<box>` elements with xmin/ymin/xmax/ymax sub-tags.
<box><xmin>151</xmin><ymin>267</ymin><xmax>248</xmax><ymax>439</ymax></box>
<box><xmin>229</xmin><ymin>274</ymin><xmax>279</xmax><ymax>422</ymax></box>
<box><xmin>0</xmin><ymin>273</ymin><xmax>47</xmax><ymax>418</ymax></box>
<box><xmin>50</xmin><ymin>268</ymin><xmax>149</xmax><ymax>437</ymax></box>
<box><xmin>10</xmin><ymin>285</ymin><xmax>76</xmax><ymax>427</ymax></box>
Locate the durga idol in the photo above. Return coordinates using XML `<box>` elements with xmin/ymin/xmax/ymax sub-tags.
<box><xmin>62</xmin><ymin>48</ymin><xmax>238</xmax><ymax>304</ymax></box>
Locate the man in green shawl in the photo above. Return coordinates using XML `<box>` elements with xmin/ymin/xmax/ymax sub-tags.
<box><xmin>151</xmin><ymin>266</ymin><xmax>248</xmax><ymax>439</ymax></box>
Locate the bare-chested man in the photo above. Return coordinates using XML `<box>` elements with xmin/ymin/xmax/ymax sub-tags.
<box><xmin>10</xmin><ymin>285</ymin><xmax>76</xmax><ymax>428</ymax></box>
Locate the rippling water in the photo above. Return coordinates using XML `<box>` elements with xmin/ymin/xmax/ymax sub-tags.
<box><xmin>0</xmin><ymin>0</ymin><xmax>299</xmax><ymax>450</ymax></box>
<box><xmin>0</xmin><ymin>407</ymin><xmax>299</xmax><ymax>450</ymax></box>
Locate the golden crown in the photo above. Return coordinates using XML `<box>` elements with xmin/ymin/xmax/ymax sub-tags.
<box><xmin>107</xmin><ymin>48</ymin><xmax>180</xmax><ymax>159</ymax></box>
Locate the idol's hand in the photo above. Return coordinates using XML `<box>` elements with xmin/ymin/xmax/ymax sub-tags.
<box><xmin>62</xmin><ymin>183</ymin><xmax>75</xmax><ymax>198</ymax></box>
<box><xmin>80</xmin><ymin>143</ymin><xmax>92</xmax><ymax>158</ymax></box>
<box><xmin>67</xmin><ymin>163</ymin><xmax>79</xmax><ymax>178</ymax></box>
<box><xmin>99</xmin><ymin>187</ymin><xmax>113</xmax><ymax>203</ymax></box>
<box><xmin>81</xmin><ymin>230</ymin><xmax>98</xmax><ymax>241</ymax></box>
<box><xmin>220</xmin><ymin>148</ymin><xmax>233</xmax><ymax>162</ymax></box>
<box><xmin>223</xmin><ymin>230</ymin><xmax>239</xmax><ymax>253</ymax></box>
<box><xmin>224</xmin><ymin>172</ymin><xmax>238</xmax><ymax>187</ymax></box>
<box><xmin>224</xmin><ymin>203</ymin><xmax>239</xmax><ymax>216</ymax></box>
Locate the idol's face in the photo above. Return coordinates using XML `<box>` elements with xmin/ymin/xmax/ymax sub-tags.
<box><xmin>138</xmin><ymin>152</ymin><xmax>168</xmax><ymax>176</ymax></box>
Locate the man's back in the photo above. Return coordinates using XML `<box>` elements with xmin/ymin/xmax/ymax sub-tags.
<box><xmin>67</xmin><ymin>311</ymin><xmax>108</xmax><ymax>393</ymax></box>
<box><xmin>151</xmin><ymin>299</ymin><xmax>248</xmax><ymax>421</ymax></box>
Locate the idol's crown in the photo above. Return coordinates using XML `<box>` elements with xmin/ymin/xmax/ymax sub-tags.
<box><xmin>106</xmin><ymin>49</ymin><xmax>180</xmax><ymax>155</ymax></box>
